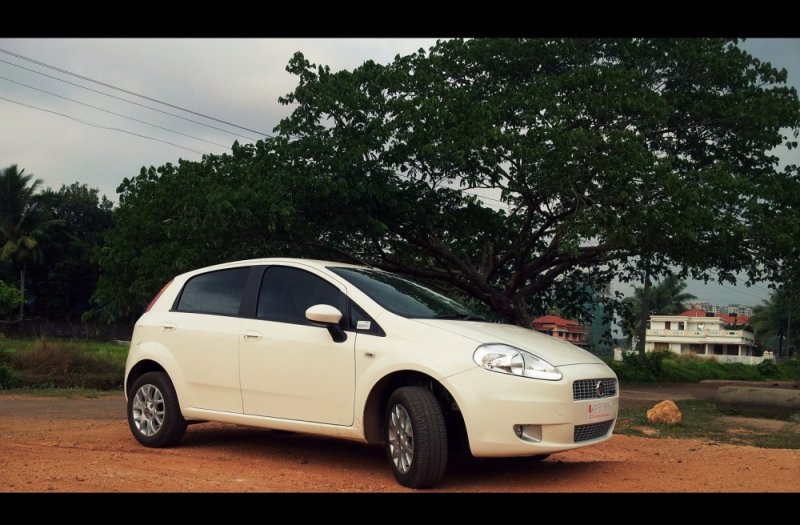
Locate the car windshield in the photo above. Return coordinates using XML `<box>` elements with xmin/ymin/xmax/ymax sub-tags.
<box><xmin>328</xmin><ymin>266</ymin><xmax>485</xmax><ymax>320</ymax></box>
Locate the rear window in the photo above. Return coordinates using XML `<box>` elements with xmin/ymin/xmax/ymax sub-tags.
<box><xmin>175</xmin><ymin>267</ymin><xmax>250</xmax><ymax>316</ymax></box>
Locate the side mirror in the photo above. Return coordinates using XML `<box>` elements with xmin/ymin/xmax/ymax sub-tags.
<box><xmin>305</xmin><ymin>304</ymin><xmax>347</xmax><ymax>343</ymax></box>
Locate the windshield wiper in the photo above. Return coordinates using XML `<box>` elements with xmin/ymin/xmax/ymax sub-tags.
<box><xmin>433</xmin><ymin>313</ymin><xmax>487</xmax><ymax>321</ymax></box>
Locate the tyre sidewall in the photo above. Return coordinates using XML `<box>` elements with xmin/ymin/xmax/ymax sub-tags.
<box><xmin>127</xmin><ymin>371</ymin><xmax>186</xmax><ymax>448</ymax></box>
<box><xmin>384</xmin><ymin>386</ymin><xmax>448</xmax><ymax>488</ymax></box>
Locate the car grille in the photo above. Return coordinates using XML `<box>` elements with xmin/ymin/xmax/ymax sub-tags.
<box><xmin>573</xmin><ymin>378</ymin><xmax>617</xmax><ymax>400</ymax></box>
<box><xmin>574</xmin><ymin>419</ymin><xmax>615</xmax><ymax>443</ymax></box>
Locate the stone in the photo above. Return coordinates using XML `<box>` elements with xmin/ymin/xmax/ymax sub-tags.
<box><xmin>646</xmin><ymin>400</ymin><xmax>682</xmax><ymax>425</ymax></box>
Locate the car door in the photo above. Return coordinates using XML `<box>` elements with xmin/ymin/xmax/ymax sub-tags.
<box><xmin>168</xmin><ymin>266</ymin><xmax>250</xmax><ymax>413</ymax></box>
<box><xmin>238</xmin><ymin>265</ymin><xmax>356</xmax><ymax>426</ymax></box>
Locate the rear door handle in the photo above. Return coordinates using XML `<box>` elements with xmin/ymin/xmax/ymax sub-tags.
<box><xmin>242</xmin><ymin>330</ymin><xmax>263</xmax><ymax>342</ymax></box>
<box><xmin>161</xmin><ymin>323</ymin><xmax>177</xmax><ymax>332</ymax></box>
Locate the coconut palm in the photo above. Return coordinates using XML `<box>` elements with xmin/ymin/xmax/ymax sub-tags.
<box><xmin>0</xmin><ymin>165</ymin><xmax>62</xmax><ymax>318</ymax></box>
<box><xmin>751</xmin><ymin>289</ymin><xmax>798</xmax><ymax>358</ymax></box>
<box><xmin>641</xmin><ymin>275</ymin><xmax>698</xmax><ymax>315</ymax></box>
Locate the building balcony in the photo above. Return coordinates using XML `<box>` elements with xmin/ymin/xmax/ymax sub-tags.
<box><xmin>646</xmin><ymin>329</ymin><xmax>754</xmax><ymax>344</ymax></box>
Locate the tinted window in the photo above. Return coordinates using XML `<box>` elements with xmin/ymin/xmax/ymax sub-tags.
<box><xmin>328</xmin><ymin>267</ymin><xmax>482</xmax><ymax>320</ymax></box>
<box><xmin>176</xmin><ymin>267</ymin><xmax>250</xmax><ymax>316</ymax></box>
<box><xmin>257</xmin><ymin>266</ymin><xmax>345</xmax><ymax>325</ymax></box>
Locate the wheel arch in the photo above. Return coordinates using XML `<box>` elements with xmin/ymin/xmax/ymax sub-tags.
<box><xmin>125</xmin><ymin>359</ymin><xmax>167</xmax><ymax>398</ymax></box>
<box><xmin>362</xmin><ymin>370</ymin><xmax>468</xmax><ymax>452</ymax></box>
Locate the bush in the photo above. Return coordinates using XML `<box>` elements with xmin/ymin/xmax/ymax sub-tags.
<box><xmin>778</xmin><ymin>359</ymin><xmax>800</xmax><ymax>380</ymax></box>
<box><xmin>0</xmin><ymin>360</ymin><xmax>16</xmax><ymax>388</ymax></box>
<box><xmin>608</xmin><ymin>351</ymin><xmax>791</xmax><ymax>383</ymax></box>
<box><xmin>2</xmin><ymin>338</ymin><xmax>124</xmax><ymax>390</ymax></box>
<box><xmin>0</xmin><ymin>280</ymin><xmax>21</xmax><ymax>319</ymax></box>
<box><xmin>758</xmin><ymin>359</ymin><xmax>779</xmax><ymax>377</ymax></box>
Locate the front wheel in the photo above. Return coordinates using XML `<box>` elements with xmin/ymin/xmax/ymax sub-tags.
<box><xmin>384</xmin><ymin>386</ymin><xmax>448</xmax><ymax>489</ymax></box>
<box><xmin>127</xmin><ymin>371</ymin><xmax>187</xmax><ymax>448</ymax></box>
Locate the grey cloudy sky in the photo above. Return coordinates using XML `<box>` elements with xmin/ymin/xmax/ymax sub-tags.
<box><xmin>0</xmin><ymin>38</ymin><xmax>797</xmax><ymax>309</ymax></box>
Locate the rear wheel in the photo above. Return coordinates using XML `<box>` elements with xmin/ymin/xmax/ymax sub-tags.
<box><xmin>127</xmin><ymin>371</ymin><xmax>187</xmax><ymax>447</ymax></box>
<box><xmin>384</xmin><ymin>386</ymin><xmax>448</xmax><ymax>489</ymax></box>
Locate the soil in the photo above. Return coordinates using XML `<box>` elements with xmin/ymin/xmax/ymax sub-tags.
<box><xmin>1</xmin><ymin>381</ymin><xmax>799</xmax><ymax>492</ymax></box>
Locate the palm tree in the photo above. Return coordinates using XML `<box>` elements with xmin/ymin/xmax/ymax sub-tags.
<box><xmin>0</xmin><ymin>165</ymin><xmax>62</xmax><ymax>319</ymax></box>
<box><xmin>640</xmin><ymin>275</ymin><xmax>698</xmax><ymax>315</ymax></box>
<box><xmin>751</xmin><ymin>288</ymin><xmax>798</xmax><ymax>358</ymax></box>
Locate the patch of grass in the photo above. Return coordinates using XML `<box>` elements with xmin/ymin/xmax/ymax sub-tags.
<box><xmin>605</xmin><ymin>351</ymin><xmax>800</xmax><ymax>383</ymax></box>
<box><xmin>615</xmin><ymin>399</ymin><xmax>800</xmax><ymax>449</ymax></box>
<box><xmin>0</xmin><ymin>387</ymin><xmax>119</xmax><ymax>398</ymax></box>
<box><xmin>0</xmin><ymin>337</ymin><xmax>127</xmax><ymax>390</ymax></box>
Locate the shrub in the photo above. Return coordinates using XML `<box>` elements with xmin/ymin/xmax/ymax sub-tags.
<box><xmin>0</xmin><ymin>280</ymin><xmax>21</xmax><ymax>319</ymax></box>
<box><xmin>757</xmin><ymin>359</ymin><xmax>779</xmax><ymax>377</ymax></box>
<box><xmin>9</xmin><ymin>338</ymin><xmax>124</xmax><ymax>390</ymax></box>
<box><xmin>609</xmin><ymin>351</ymin><xmax>791</xmax><ymax>383</ymax></box>
<box><xmin>0</xmin><ymin>359</ymin><xmax>16</xmax><ymax>388</ymax></box>
<box><xmin>778</xmin><ymin>359</ymin><xmax>800</xmax><ymax>380</ymax></box>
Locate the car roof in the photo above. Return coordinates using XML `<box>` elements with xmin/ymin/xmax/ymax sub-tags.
<box><xmin>175</xmin><ymin>257</ymin><xmax>367</xmax><ymax>279</ymax></box>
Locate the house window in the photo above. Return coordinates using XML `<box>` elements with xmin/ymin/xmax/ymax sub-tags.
<box><xmin>654</xmin><ymin>343</ymin><xmax>669</xmax><ymax>352</ymax></box>
<box><xmin>665</xmin><ymin>321</ymin><xmax>671</xmax><ymax>330</ymax></box>
<box><xmin>678</xmin><ymin>322</ymin><xmax>685</xmax><ymax>331</ymax></box>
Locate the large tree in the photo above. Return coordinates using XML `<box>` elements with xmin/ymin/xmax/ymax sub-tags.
<box><xmin>29</xmin><ymin>183</ymin><xmax>113</xmax><ymax>321</ymax></box>
<box><xmin>96</xmin><ymin>39</ymin><xmax>800</xmax><ymax>325</ymax></box>
<box><xmin>273</xmin><ymin>38</ymin><xmax>800</xmax><ymax>325</ymax></box>
<box><xmin>92</xmin><ymin>143</ymin><xmax>302</xmax><ymax>320</ymax></box>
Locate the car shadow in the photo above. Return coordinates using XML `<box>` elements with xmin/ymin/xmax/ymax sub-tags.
<box><xmin>179</xmin><ymin>423</ymin><xmax>613</xmax><ymax>491</ymax></box>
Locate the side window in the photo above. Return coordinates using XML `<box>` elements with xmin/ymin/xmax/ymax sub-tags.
<box><xmin>175</xmin><ymin>267</ymin><xmax>250</xmax><ymax>316</ymax></box>
<box><xmin>257</xmin><ymin>266</ymin><xmax>345</xmax><ymax>325</ymax></box>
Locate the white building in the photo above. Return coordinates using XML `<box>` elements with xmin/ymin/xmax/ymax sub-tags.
<box><xmin>645</xmin><ymin>308</ymin><xmax>761</xmax><ymax>365</ymax></box>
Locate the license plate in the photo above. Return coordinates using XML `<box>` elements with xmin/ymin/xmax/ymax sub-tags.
<box><xmin>587</xmin><ymin>400</ymin><xmax>613</xmax><ymax>420</ymax></box>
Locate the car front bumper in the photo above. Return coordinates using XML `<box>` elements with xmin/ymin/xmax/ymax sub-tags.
<box><xmin>443</xmin><ymin>362</ymin><xmax>619</xmax><ymax>457</ymax></box>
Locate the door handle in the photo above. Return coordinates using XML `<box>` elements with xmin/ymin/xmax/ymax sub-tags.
<box><xmin>161</xmin><ymin>323</ymin><xmax>177</xmax><ymax>332</ymax></box>
<box><xmin>242</xmin><ymin>330</ymin><xmax>263</xmax><ymax>342</ymax></box>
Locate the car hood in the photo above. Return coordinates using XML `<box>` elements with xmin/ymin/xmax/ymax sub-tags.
<box><xmin>412</xmin><ymin>319</ymin><xmax>605</xmax><ymax>367</ymax></box>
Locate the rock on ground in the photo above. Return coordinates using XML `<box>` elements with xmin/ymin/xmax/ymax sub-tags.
<box><xmin>646</xmin><ymin>400</ymin><xmax>682</xmax><ymax>425</ymax></box>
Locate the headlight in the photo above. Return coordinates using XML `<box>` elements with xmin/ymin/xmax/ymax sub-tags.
<box><xmin>473</xmin><ymin>344</ymin><xmax>562</xmax><ymax>381</ymax></box>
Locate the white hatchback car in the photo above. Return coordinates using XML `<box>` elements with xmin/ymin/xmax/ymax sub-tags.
<box><xmin>125</xmin><ymin>258</ymin><xmax>618</xmax><ymax>488</ymax></box>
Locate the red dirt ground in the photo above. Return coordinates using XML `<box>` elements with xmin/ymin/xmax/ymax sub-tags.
<box><xmin>1</xmin><ymin>382</ymin><xmax>798</xmax><ymax>492</ymax></box>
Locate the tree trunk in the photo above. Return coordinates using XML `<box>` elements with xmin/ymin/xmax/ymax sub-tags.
<box><xmin>787</xmin><ymin>296</ymin><xmax>792</xmax><ymax>359</ymax></box>
<box><xmin>19</xmin><ymin>265</ymin><xmax>25</xmax><ymax>320</ymax></box>
<box><xmin>636</xmin><ymin>273</ymin><xmax>651</xmax><ymax>363</ymax></box>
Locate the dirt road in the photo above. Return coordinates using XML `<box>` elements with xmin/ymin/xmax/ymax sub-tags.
<box><xmin>1</xmin><ymin>385</ymin><xmax>798</xmax><ymax>492</ymax></box>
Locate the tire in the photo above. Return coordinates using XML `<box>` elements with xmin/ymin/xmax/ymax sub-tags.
<box><xmin>384</xmin><ymin>386</ymin><xmax>448</xmax><ymax>489</ymax></box>
<box><xmin>127</xmin><ymin>371</ymin><xmax>187</xmax><ymax>448</ymax></box>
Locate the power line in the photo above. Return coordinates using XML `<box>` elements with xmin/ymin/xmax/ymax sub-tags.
<box><xmin>0</xmin><ymin>47</ymin><xmax>271</xmax><ymax>138</ymax></box>
<box><xmin>0</xmin><ymin>75</ymin><xmax>232</xmax><ymax>150</ymax></box>
<box><xmin>0</xmin><ymin>58</ymin><xmax>261</xmax><ymax>142</ymax></box>
<box><xmin>0</xmin><ymin>95</ymin><xmax>205</xmax><ymax>155</ymax></box>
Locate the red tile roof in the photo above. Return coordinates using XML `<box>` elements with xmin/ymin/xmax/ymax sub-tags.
<box><xmin>532</xmin><ymin>315</ymin><xmax>582</xmax><ymax>328</ymax></box>
<box><xmin>718</xmin><ymin>313</ymin><xmax>749</xmax><ymax>325</ymax></box>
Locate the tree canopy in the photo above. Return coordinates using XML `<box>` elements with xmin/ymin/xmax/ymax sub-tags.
<box><xmin>95</xmin><ymin>38</ymin><xmax>800</xmax><ymax>326</ymax></box>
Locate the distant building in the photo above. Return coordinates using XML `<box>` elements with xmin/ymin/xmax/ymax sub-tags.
<box><xmin>693</xmin><ymin>302</ymin><xmax>753</xmax><ymax>317</ymax></box>
<box><xmin>645</xmin><ymin>308</ymin><xmax>759</xmax><ymax>364</ymax></box>
<box><xmin>532</xmin><ymin>315</ymin><xmax>588</xmax><ymax>348</ymax></box>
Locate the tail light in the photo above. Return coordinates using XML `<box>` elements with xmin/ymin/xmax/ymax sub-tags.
<box><xmin>145</xmin><ymin>280</ymin><xmax>172</xmax><ymax>312</ymax></box>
